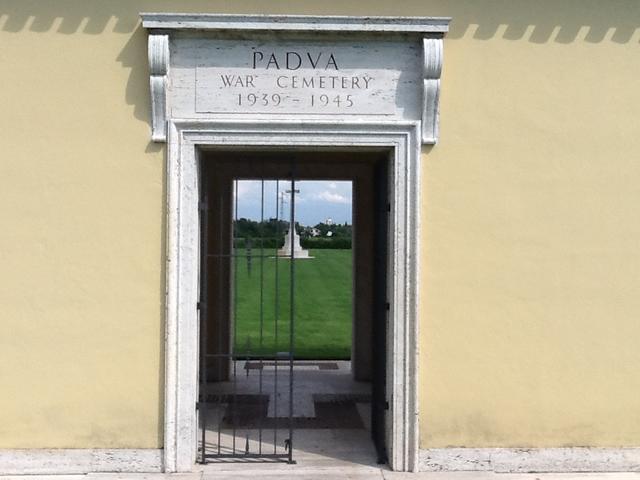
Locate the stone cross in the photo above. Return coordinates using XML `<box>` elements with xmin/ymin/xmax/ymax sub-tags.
<box><xmin>279</xmin><ymin>187</ymin><xmax>300</xmax><ymax>219</ymax></box>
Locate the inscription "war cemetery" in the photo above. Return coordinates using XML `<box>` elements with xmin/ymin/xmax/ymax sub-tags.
<box><xmin>194</xmin><ymin>41</ymin><xmax>415</xmax><ymax>116</ymax></box>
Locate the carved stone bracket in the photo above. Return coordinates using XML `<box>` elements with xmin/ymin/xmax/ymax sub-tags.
<box><xmin>422</xmin><ymin>37</ymin><xmax>444</xmax><ymax>145</ymax></box>
<box><xmin>148</xmin><ymin>34</ymin><xmax>169</xmax><ymax>142</ymax></box>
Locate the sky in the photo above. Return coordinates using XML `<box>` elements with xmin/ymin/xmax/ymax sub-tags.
<box><xmin>234</xmin><ymin>180</ymin><xmax>352</xmax><ymax>226</ymax></box>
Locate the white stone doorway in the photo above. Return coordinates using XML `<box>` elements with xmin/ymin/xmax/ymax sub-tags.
<box><xmin>163</xmin><ymin>122</ymin><xmax>421</xmax><ymax>473</ymax></box>
<box><xmin>196</xmin><ymin>151</ymin><xmax>387</xmax><ymax>468</ymax></box>
<box><xmin>142</xmin><ymin>13</ymin><xmax>447</xmax><ymax>473</ymax></box>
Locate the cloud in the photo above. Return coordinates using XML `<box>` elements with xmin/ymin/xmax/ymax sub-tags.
<box><xmin>312</xmin><ymin>190</ymin><xmax>351</xmax><ymax>204</ymax></box>
<box><xmin>234</xmin><ymin>180</ymin><xmax>260</xmax><ymax>200</ymax></box>
<box><xmin>233</xmin><ymin>179</ymin><xmax>352</xmax><ymax>224</ymax></box>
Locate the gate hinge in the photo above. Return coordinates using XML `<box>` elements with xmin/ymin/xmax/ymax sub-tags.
<box><xmin>384</xmin><ymin>401</ymin><xmax>390</xmax><ymax>410</ymax></box>
<box><xmin>385</xmin><ymin>302</ymin><xmax>390</xmax><ymax>311</ymax></box>
<box><xmin>386</xmin><ymin>203</ymin><xmax>391</xmax><ymax>213</ymax></box>
<box><xmin>197</xmin><ymin>301</ymin><xmax>206</xmax><ymax>311</ymax></box>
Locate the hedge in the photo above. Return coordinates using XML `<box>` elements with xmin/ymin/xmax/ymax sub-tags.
<box><xmin>234</xmin><ymin>237</ymin><xmax>352</xmax><ymax>250</ymax></box>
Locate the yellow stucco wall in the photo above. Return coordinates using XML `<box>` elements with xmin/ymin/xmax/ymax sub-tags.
<box><xmin>0</xmin><ymin>0</ymin><xmax>639</xmax><ymax>449</ymax></box>
<box><xmin>420</xmin><ymin>3</ymin><xmax>640</xmax><ymax>448</ymax></box>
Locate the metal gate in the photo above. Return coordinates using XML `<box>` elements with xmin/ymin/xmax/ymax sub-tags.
<box><xmin>198</xmin><ymin>160</ymin><xmax>297</xmax><ymax>463</ymax></box>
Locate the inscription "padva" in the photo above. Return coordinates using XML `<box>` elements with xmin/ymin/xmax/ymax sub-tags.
<box><xmin>252</xmin><ymin>51</ymin><xmax>339</xmax><ymax>70</ymax></box>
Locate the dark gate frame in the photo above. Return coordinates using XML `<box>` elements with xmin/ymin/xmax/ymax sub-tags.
<box><xmin>197</xmin><ymin>152</ymin><xmax>390</xmax><ymax>464</ymax></box>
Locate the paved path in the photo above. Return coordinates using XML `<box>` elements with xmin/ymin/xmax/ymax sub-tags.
<box><xmin>1</xmin><ymin>471</ymin><xmax>640</xmax><ymax>479</ymax></box>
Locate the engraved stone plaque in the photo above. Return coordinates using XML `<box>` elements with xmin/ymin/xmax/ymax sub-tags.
<box><xmin>189</xmin><ymin>39</ymin><xmax>421</xmax><ymax>118</ymax></box>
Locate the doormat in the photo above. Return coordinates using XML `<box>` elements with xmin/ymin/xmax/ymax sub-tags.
<box><xmin>244</xmin><ymin>361</ymin><xmax>339</xmax><ymax>370</ymax></box>
<box><xmin>219</xmin><ymin>394</ymin><xmax>368</xmax><ymax>429</ymax></box>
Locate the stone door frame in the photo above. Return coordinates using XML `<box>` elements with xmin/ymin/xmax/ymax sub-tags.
<box><xmin>163</xmin><ymin>119</ymin><xmax>422</xmax><ymax>472</ymax></box>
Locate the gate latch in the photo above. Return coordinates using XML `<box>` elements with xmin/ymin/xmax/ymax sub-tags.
<box><xmin>284</xmin><ymin>438</ymin><xmax>291</xmax><ymax>452</ymax></box>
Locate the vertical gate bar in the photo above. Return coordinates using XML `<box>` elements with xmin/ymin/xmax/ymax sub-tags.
<box><xmin>232</xmin><ymin>178</ymin><xmax>239</xmax><ymax>455</ymax></box>
<box><xmin>273</xmin><ymin>180</ymin><xmax>280</xmax><ymax>454</ymax></box>
<box><xmin>258</xmin><ymin>177</ymin><xmax>265</xmax><ymax>454</ymax></box>
<box><xmin>216</xmin><ymin>179</ymin><xmax>224</xmax><ymax>456</ymax></box>
<box><xmin>288</xmin><ymin>171</ymin><xmax>295</xmax><ymax>464</ymax></box>
<box><xmin>199</xmin><ymin>190</ymin><xmax>209</xmax><ymax>464</ymax></box>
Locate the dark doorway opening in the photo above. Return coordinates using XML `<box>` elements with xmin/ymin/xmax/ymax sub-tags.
<box><xmin>197</xmin><ymin>150</ymin><xmax>389</xmax><ymax>465</ymax></box>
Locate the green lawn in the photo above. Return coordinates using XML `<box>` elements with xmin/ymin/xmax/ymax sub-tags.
<box><xmin>233</xmin><ymin>249</ymin><xmax>352</xmax><ymax>359</ymax></box>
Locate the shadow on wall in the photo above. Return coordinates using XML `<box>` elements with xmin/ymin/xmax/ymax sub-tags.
<box><xmin>0</xmin><ymin>0</ymin><xmax>637</xmax><ymax>128</ymax></box>
<box><xmin>0</xmin><ymin>0</ymin><xmax>639</xmax><ymax>43</ymax></box>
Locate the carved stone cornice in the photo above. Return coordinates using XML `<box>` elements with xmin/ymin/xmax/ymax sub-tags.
<box><xmin>141</xmin><ymin>14</ymin><xmax>449</xmax><ymax>145</ymax></box>
<box><xmin>141</xmin><ymin>13</ymin><xmax>449</xmax><ymax>33</ymax></box>
<box><xmin>148</xmin><ymin>34</ymin><xmax>169</xmax><ymax>142</ymax></box>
